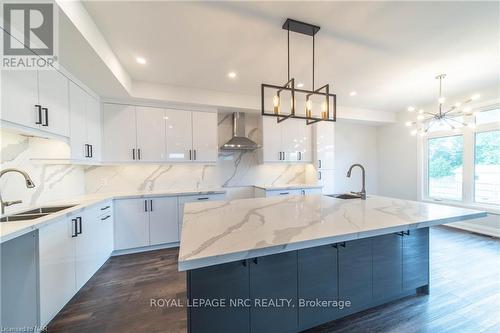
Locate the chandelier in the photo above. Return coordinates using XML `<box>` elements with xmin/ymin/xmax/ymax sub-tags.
<box><xmin>406</xmin><ymin>74</ymin><xmax>480</xmax><ymax>135</ymax></box>
<box><xmin>261</xmin><ymin>19</ymin><xmax>336</xmax><ymax>125</ymax></box>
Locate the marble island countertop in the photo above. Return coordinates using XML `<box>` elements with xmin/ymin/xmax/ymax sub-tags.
<box><xmin>0</xmin><ymin>188</ymin><xmax>225</xmax><ymax>244</ymax></box>
<box><xmin>178</xmin><ymin>195</ymin><xmax>486</xmax><ymax>271</ymax></box>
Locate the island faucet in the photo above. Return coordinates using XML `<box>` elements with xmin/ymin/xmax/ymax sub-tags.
<box><xmin>0</xmin><ymin>168</ymin><xmax>35</xmax><ymax>214</ymax></box>
<box><xmin>346</xmin><ymin>164</ymin><xmax>366</xmax><ymax>200</ymax></box>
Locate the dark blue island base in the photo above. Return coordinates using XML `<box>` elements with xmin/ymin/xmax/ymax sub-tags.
<box><xmin>186</xmin><ymin>227</ymin><xmax>429</xmax><ymax>333</ymax></box>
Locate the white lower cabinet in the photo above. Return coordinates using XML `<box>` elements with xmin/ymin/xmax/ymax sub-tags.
<box><xmin>114</xmin><ymin>198</ymin><xmax>150</xmax><ymax>250</ymax></box>
<box><xmin>149</xmin><ymin>197</ymin><xmax>179</xmax><ymax>246</ymax></box>
<box><xmin>39</xmin><ymin>217</ymin><xmax>77</xmax><ymax>326</ymax></box>
<box><xmin>317</xmin><ymin>169</ymin><xmax>335</xmax><ymax>195</ymax></box>
<box><xmin>177</xmin><ymin>193</ymin><xmax>226</xmax><ymax>239</ymax></box>
<box><xmin>114</xmin><ymin>196</ymin><xmax>180</xmax><ymax>250</ymax></box>
<box><xmin>39</xmin><ymin>204</ymin><xmax>114</xmax><ymax>326</ymax></box>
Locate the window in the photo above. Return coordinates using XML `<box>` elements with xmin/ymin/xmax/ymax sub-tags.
<box><xmin>428</xmin><ymin>135</ymin><xmax>463</xmax><ymax>200</ymax></box>
<box><xmin>475</xmin><ymin>130</ymin><xmax>500</xmax><ymax>204</ymax></box>
<box><xmin>422</xmin><ymin>105</ymin><xmax>500</xmax><ymax>207</ymax></box>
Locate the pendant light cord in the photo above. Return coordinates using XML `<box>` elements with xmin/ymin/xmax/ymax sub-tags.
<box><xmin>287</xmin><ymin>26</ymin><xmax>290</xmax><ymax>82</ymax></box>
<box><xmin>313</xmin><ymin>34</ymin><xmax>315</xmax><ymax>91</ymax></box>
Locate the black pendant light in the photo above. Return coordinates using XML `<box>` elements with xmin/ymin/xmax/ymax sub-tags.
<box><xmin>261</xmin><ymin>18</ymin><xmax>337</xmax><ymax>125</ymax></box>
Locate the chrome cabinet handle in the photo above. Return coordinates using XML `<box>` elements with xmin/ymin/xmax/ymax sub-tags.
<box><xmin>35</xmin><ymin>105</ymin><xmax>42</xmax><ymax>124</ymax></box>
<box><xmin>42</xmin><ymin>107</ymin><xmax>48</xmax><ymax>126</ymax></box>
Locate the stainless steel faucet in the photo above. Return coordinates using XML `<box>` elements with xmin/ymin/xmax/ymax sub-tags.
<box><xmin>0</xmin><ymin>168</ymin><xmax>35</xmax><ymax>214</ymax></box>
<box><xmin>346</xmin><ymin>164</ymin><xmax>366</xmax><ymax>200</ymax></box>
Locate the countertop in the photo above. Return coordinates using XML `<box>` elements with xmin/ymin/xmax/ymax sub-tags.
<box><xmin>178</xmin><ymin>195</ymin><xmax>486</xmax><ymax>271</ymax></box>
<box><xmin>0</xmin><ymin>188</ymin><xmax>225</xmax><ymax>244</ymax></box>
<box><xmin>253</xmin><ymin>184</ymin><xmax>323</xmax><ymax>191</ymax></box>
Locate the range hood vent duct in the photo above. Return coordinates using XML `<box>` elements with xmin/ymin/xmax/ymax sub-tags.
<box><xmin>220</xmin><ymin>113</ymin><xmax>261</xmax><ymax>150</ymax></box>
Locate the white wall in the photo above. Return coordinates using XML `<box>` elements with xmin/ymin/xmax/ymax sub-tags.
<box><xmin>377</xmin><ymin>112</ymin><xmax>418</xmax><ymax>200</ymax></box>
<box><xmin>334</xmin><ymin>122</ymin><xmax>379</xmax><ymax>195</ymax></box>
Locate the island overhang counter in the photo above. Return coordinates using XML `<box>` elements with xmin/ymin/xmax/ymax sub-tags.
<box><xmin>178</xmin><ymin>195</ymin><xmax>486</xmax><ymax>333</ymax></box>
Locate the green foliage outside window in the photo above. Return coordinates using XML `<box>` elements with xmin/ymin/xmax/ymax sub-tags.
<box><xmin>428</xmin><ymin>136</ymin><xmax>463</xmax><ymax>178</ymax></box>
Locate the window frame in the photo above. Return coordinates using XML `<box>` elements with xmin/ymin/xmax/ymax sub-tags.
<box><xmin>419</xmin><ymin>103</ymin><xmax>500</xmax><ymax>212</ymax></box>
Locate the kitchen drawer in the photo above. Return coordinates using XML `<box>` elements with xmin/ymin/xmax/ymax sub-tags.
<box><xmin>98</xmin><ymin>201</ymin><xmax>112</xmax><ymax>217</ymax></box>
<box><xmin>265</xmin><ymin>189</ymin><xmax>302</xmax><ymax>197</ymax></box>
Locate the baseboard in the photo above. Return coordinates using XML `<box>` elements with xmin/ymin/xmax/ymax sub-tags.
<box><xmin>112</xmin><ymin>242</ymin><xmax>179</xmax><ymax>256</ymax></box>
<box><xmin>447</xmin><ymin>222</ymin><xmax>500</xmax><ymax>238</ymax></box>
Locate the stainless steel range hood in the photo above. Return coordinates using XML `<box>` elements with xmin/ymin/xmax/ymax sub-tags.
<box><xmin>220</xmin><ymin>112</ymin><xmax>261</xmax><ymax>150</ymax></box>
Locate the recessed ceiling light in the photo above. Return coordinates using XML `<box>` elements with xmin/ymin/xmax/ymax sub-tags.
<box><xmin>228</xmin><ymin>72</ymin><xmax>237</xmax><ymax>79</ymax></box>
<box><xmin>297</xmin><ymin>83</ymin><xmax>304</xmax><ymax>88</ymax></box>
<box><xmin>136</xmin><ymin>57</ymin><xmax>147</xmax><ymax>65</ymax></box>
<box><xmin>407</xmin><ymin>106</ymin><xmax>415</xmax><ymax>112</ymax></box>
<box><xmin>349</xmin><ymin>91</ymin><xmax>357</xmax><ymax>96</ymax></box>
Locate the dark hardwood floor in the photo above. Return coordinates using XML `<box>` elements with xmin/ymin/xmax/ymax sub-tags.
<box><xmin>47</xmin><ymin>226</ymin><xmax>500</xmax><ymax>333</ymax></box>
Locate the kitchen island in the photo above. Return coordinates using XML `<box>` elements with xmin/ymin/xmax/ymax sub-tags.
<box><xmin>178</xmin><ymin>195</ymin><xmax>486</xmax><ymax>333</ymax></box>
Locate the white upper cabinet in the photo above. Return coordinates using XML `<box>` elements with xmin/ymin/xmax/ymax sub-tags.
<box><xmin>314</xmin><ymin>121</ymin><xmax>335</xmax><ymax>170</ymax></box>
<box><xmin>165</xmin><ymin>109</ymin><xmax>192</xmax><ymax>162</ymax></box>
<box><xmin>102</xmin><ymin>104</ymin><xmax>137</xmax><ymax>162</ymax></box>
<box><xmin>69</xmin><ymin>82</ymin><xmax>89</xmax><ymax>160</ymax></box>
<box><xmin>262</xmin><ymin>117</ymin><xmax>283</xmax><ymax>162</ymax></box>
<box><xmin>1</xmin><ymin>70</ymin><xmax>39</xmax><ymax>129</ymax></box>
<box><xmin>86</xmin><ymin>95</ymin><xmax>102</xmax><ymax>162</ymax></box>
<box><xmin>192</xmin><ymin>111</ymin><xmax>218</xmax><ymax>162</ymax></box>
<box><xmin>101</xmin><ymin>104</ymin><xmax>218</xmax><ymax>163</ymax></box>
<box><xmin>262</xmin><ymin>116</ymin><xmax>311</xmax><ymax>162</ymax></box>
<box><xmin>37</xmin><ymin>69</ymin><xmax>70</xmax><ymax>136</ymax></box>
<box><xmin>136</xmin><ymin>106</ymin><xmax>167</xmax><ymax>162</ymax></box>
<box><xmin>1</xmin><ymin>69</ymin><xmax>70</xmax><ymax>137</ymax></box>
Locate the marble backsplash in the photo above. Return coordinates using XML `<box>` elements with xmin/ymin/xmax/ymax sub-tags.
<box><xmin>85</xmin><ymin>112</ymin><xmax>315</xmax><ymax>199</ymax></box>
<box><xmin>0</xmin><ymin>130</ymin><xmax>85</xmax><ymax>214</ymax></box>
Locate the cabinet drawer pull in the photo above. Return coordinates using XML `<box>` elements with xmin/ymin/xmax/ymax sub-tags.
<box><xmin>144</xmin><ymin>200</ymin><xmax>148</xmax><ymax>212</ymax></box>
<box><xmin>197</xmin><ymin>197</ymin><xmax>209</xmax><ymax>200</ymax></box>
<box><xmin>76</xmin><ymin>216</ymin><xmax>82</xmax><ymax>234</ymax></box>
<box><xmin>150</xmin><ymin>199</ymin><xmax>153</xmax><ymax>211</ymax></box>
<box><xmin>241</xmin><ymin>260</ymin><xmax>247</xmax><ymax>267</ymax></box>
<box><xmin>100</xmin><ymin>205</ymin><xmax>110</xmax><ymax>210</ymax></box>
<box><xmin>132</xmin><ymin>149</ymin><xmax>136</xmax><ymax>160</ymax></box>
<box><xmin>189</xmin><ymin>149</ymin><xmax>192</xmax><ymax>160</ymax></box>
<box><xmin>101</xmin><ymin>215</ymin><xmax>111</xmax><ymax>221</ymax></box>
<box><xmin>35</xmin><ymin>105</ymin><xmax>42</xmax><ymax>124</ymax></box>
<box><xmin>137</xmin><ymin>148</ymin><xmax>141</xmax><ymax>160</ymax></box>
<box><xmin>404</xmin><ymin>230</ymin><xmax>410</xmax><ymax>236</ymax></box>
<box><xmin>252</xmin><ymin>258</ymin><xmax>258</xmax><ymax>264</ymax></box>
<box><xmin>318</xmin><ymin>171</ymin><xmax>322</xmax><ymax>180</ymax></box>
<box><xmin>89</xmin><ymin>144</ymin><xmax>93</xmax><ymax>158</ymax></box>
<box><xmin>318</xmin><ymin>159</ymin><xmax>322</xmax><ymax>168</ymax></box>
<box><xmin>279</xmin><ymin>192</ymin><xmax>289</xmax><ymax>195</ymax></box>
<box><xmin>42</xmin><ymin>107</ymin><xmax>48</xmax><ymax>126</ymax></box>
<box><xmin>71</xmin><ymin>218</ymin><xmax>78</xmax><ymax>237</ymax></box>
<box><xmin>193</xmin><ymin>149</ymin><xmax>197</xmax><ymax>160</ymax></box>
<box><xmin>298</xmin><ymin>151</ymin><xmax>302</xmax><ymax>160</ymax></box>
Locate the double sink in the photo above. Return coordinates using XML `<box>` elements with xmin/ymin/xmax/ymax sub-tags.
<box><xmin>0</xmin><ymin>205</ymin><xmax>76</xmax><ymax>222</ymax></box>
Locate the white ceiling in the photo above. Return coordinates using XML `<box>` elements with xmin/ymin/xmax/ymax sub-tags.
<box><xmin>82</xmin><ymin>1</ymin><xmax>499</xmax><ymax>112</ymax></box>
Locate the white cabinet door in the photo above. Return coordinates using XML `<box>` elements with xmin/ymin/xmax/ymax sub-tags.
<box><xmin>297</xmin><ymin>120</ymin><xmax>312</xmax><ymax>162</ymax></box>
<box><xmin>114</xmin><ymin>199</ymin><xmax>149</xmax><ymax>250</ymax></box>
<box><xmin>75</xmin><ymin>210</ymin><xmax>103</xmax><ymax>290</ymax></box>
<box><xmin>178</xmin><ymin>193</ymin><xmax>226</xmax><ymax>239</ymax></box>
<box><xmin>39</xmin><ymin>217</ymin><xmax>77</xmax><ymax>326</ymax></box>
<box><xmin>303</xmin><ymin>188</ymin><xmax>323</xmax><ymax>195</ymax></box>
<box><xmin>315</xmin><ymin>121</ymin><xmax>335</xmax><ymax>169</ymax></box>
<box><xmin>99</xmin><ymin>212</ymin><xmax>114</xmax><ymax>262</ymax></box>
<box><xmin>86</xmin><ymin>95</ymin><xmax>101</xmax><ymax>162</ymax></box>
<box><xmin>318</xmin><ymin>169</ymin><xmax>335</xmax><ymax>195</ymax></box>
<box><xmin>69</xmin><ymin>82</ymin><xmax>88</xmax><ymax>160</ymax></box>
<box><xmin>136</xmin><ymin>106</ymin><xmax>166</xmax><ymax>162</ymax></box>
<box><xmin>262</xmin><ymin>117</ymin><xmax>283</xmax><ymax>162</ymax></box>
<box><xmin>38</xmin><ymin>69</ymin><xmax>69</xmax><ymax>136</ymax></box>
<box><xmin>1</xmin><ymin>70</ymin><xmax>39</xmax><ymax>129</ymax></box>
<box><xmin>281</xmin><ymin>118</ymin><xmax>299</xmax><ymax>161</ymax></box>
<box><xmin>149</xmin><ymin>196</ymin><xmax>179</xmax><ymax>245</ymax></box>
<box><xmin>192</xmin><ymin>111</ymin><xmax>218</xmax><ymax>162</ymax></box>
<box><xmin>102</xmin><ymin>104</ymin><xmax>137</xmax><ymax>162</ymax></box>
<box><xmin>165</xmin><ymin>109</ymin><xmax>192</xmax><ymax>162</ymax></box>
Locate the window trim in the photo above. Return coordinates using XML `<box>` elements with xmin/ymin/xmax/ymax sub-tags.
<box><xmin>418</xmin><ymin>104</ymin><xmax>500</xmax><ymax>211</ymax></box>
